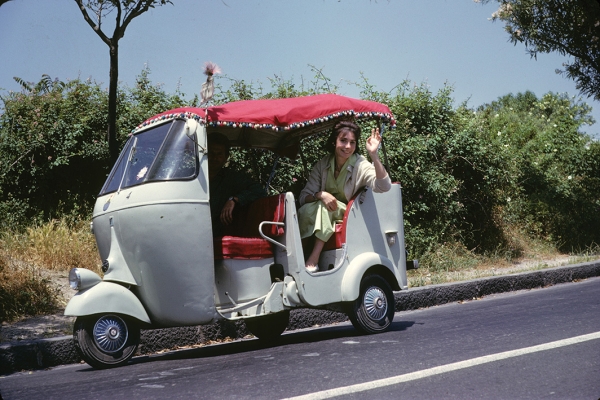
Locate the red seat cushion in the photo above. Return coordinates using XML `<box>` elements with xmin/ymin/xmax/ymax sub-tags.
<box><xmin>323</xmin><ymin>222</ymin><xmax>344</xmax><ymax>251</ymax></box>
<box><xmin>214</xmin><ymin>236</ymin><xmax>274</xmax><ymax>260</ymax></box>
<box><xmin>322</xmin><ymin>190</ymin><xmax>361</xmax><ymax>251</ymax></box>
<box><xmin>214</xmin><ymin>194</ymin><xmax>286</xmax><ymax>260</ymax></box>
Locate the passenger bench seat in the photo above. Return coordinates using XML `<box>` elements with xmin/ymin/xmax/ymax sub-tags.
<box><xmin>214</xmin><ymin>194</ymin><xmax>286</xmax><ymax>260</ymax></box>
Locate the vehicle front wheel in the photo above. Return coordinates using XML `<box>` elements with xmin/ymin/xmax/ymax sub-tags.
<box><xmin>74</xmin><ymin>314</ymin><xmax>140</xmax><ymax>369</ymax></box>
<box><xmin>347</xmin><ymin>274</ymin><xmax>395</xmax><ymax>334</ymax></box>
<box><xmin>244</xmin><ymin>310</ymin><xmax>290</xmax><ymax>341</ymax></box>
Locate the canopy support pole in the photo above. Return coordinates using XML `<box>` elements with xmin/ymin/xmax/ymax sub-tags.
<box><xmin>379</xmin><ymin>122</ymin><xmax>391</xmax><ymax>176</ymax></box>
<box><xmin>299</xmin><ymin>143</ymin><xmax>310</xmax><ymax>182</ymax></box>
<box><xmin>266</xmin><ymin>154</ymin><xmax>280</xmax><ymax>193</ymax></box>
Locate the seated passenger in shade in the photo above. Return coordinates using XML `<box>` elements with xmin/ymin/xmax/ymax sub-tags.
<box><xmin>298</xmin><ymin>121</ymin><xmax>392</xmax><ymax>273</ymax></box>
<box><xmin>208</xmin><ymin>132</ymin><xmax>266</xmax><ymax>237</ymax></box>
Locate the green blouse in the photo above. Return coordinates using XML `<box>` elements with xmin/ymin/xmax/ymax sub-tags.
<box><xmin>325</xmin><ymin>154</ymin><xmax>357</xmax><ymax>203</ymax></box>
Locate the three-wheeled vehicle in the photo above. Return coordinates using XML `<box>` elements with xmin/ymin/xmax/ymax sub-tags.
<box><xmin>65</xmin><ymin>93</ymin><xmax>416</xmax><ymax>369</ymax></box>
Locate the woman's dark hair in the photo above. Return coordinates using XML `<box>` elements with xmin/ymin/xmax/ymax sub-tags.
<box><xmin>324</xmin><ymin>120</ymin><xmax>361</xmax><ymax>154</ymax></box>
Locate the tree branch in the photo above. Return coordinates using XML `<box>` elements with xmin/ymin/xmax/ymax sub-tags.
<box><xmin>73</xmin><ymin>0</ymin><xmax>112</xmax><ymax>47</ymax></box>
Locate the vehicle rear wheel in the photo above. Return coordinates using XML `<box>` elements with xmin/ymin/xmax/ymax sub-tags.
<box><xmin>347</xmin><ymin>274</ymin><xmax>395</xmax><ymax>334</ymax></box>
<box><xmin>244</xmin><ymin>310</ymin><xmax>290</xmax><ymax>341</ymax></box>
<box><xmin>74</xmin><ymin>314</ymin><xmax>140</xmax><ymax>369</ymax></box>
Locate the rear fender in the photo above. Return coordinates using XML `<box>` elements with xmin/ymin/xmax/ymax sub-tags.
<box><xmin>64</xmin><ymin>281</ymin><xmax>151</xmax><ymax>324</ymax></box>
<box><xmin>340</xmin><ymin>252</ymin><xmax>399</xmax><ymax>302</ymax></box>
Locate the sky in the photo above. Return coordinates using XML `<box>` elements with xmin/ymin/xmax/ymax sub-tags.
<box><xmin>1</xmin><ymin>0</ymin><xmax>598</xmax><ymax>137</ymax></box>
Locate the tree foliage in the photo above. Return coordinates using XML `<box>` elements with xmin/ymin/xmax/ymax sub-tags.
<box><xmin>475</xmin><ymin>90</ymin><xmax>600</xmax><ymax>250</ymax></box>
<box><xmin>73</xmin><ymin>0</ymin><xmax>173</xmax><ymax>163</ymax></box>
<box><xmin>480</xmin><ymin>0</ymin><xmax>600</xmax><ymax>100</ymax></box>
<box><xmin>0</xmin><ymin>69</ymin><xmax>187</xmax><ymax>229</ymax></box>
<box><xmin>0</xmin><ymin>76</ymin><xmax>109</xmax><ymax>228</ymax></box>
<box><xmin>363</xmin><ymin>82</ymin><xmax>512</xmax><ymax>255</ymax></box>
<box><xmin>215</xmin><ymin>72</ymin><xmax>600</xmax><ymax>255</ymax></box>
<box><xmin>1</xmin><ymin>68</ymin><xmax>599</xmax><ymax>258</ymax></box>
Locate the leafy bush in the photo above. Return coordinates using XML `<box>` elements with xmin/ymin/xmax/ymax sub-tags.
<box><xmin>0</xmin><ymin>76</ymin><xmax>110</xmax><ymax>228</ymax></box>
<box><xmin>475</xmin><ymin>91</ymin><xmax>600</xmax><ymax>251</ymax></box>
<box><xmin>117</xmin><ymin>65</ymin><xmax>191</xmax><ymax>139</ymax></box>
<box><xmin>2</xmin><ymin>69</ymin><xmax>600</xmax><ymax>266</ymax></box>
<box><xmin>0</xmin><ymin>68</ymin><xmax>189</xmax><ymax>229</ymax></box>
<box><xmin>360</xmin><ymin>82</ymin><xmax>512</xmax><ymax>257</ymax></box>
<box><xmin>214</xmin><ymin>67</ymin><xmax>340</xmax><ymax>196</ymax></box>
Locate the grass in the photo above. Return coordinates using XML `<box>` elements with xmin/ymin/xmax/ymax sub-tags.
<box><xmin>0</xmin><ymin>219</ymin><xmax>100</xmax><ymax>323</ymax></box>
<box><xmin>8</xmin><ymin>219</ymin><xmax>100</xmax><ymax>271</ymax></box>
<box><xmin>407</xmin><ymin>225</ymin><xmax>600</xmax><ymax>288</ymax></box>
<box><xmin>0</xmin><ymin>259</ymin><xmax>61</xmax><ymax>323</ymax></box>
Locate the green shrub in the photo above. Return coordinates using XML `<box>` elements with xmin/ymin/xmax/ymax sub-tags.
<box><xmin>0</xmin><ymin>68</ymin><xmax>190</xmax><ymax>229</ymax></box>
<box><xmin>360</xmin><ymin>82</ymin><xmax>512</xmax><ymax>257</ymax></box>
<box><xmin>2</xmin><ymin>69</ymin><xmax>600</xmax><ymax>264</ymax></box>
<box><xmin>475</xmin><ymin>91</ymin><xmax>600</xmax><ymax>251</ymax></box>
<box><xmin>0</xmin><ymin>76</ymin><xmax>110</xmax><ymax>227</ymax></box>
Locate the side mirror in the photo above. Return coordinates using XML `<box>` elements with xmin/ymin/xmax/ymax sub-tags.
<box><xmin>185</xmin><ymin>119</ymin><xmax>199</xmax><ymax>139</ymax></box>
<box><xmin>184</xmin><ymin>119</ymin><xmax>207</xmax><ymax>153</ymax></box>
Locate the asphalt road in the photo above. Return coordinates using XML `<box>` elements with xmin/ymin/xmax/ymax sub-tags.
<box><xmin>1</xmin><ymin>277</ymin><xmax>599</xmax><ymax>400</ymax></box>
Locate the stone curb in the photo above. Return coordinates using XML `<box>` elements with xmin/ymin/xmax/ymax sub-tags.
<box><xmin>1</xmin><ymin>260</ymin><xmax>599</xmax><ymax>375</ymax></box>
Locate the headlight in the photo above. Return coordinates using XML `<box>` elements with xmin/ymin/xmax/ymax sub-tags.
<box><xmin>69</xmin><ymin>268</ymin><xmax>80</xmax><ymax>289</ymax></box>
<box><xmin>68</xmin><ymin>268</ymin><xmax>102</xmax><ymax>291</ymax></box>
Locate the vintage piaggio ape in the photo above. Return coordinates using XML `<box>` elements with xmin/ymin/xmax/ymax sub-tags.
<box><xmin>65</xmin><ymin>93</ymin><xmax>416</xmax><ymax>368</ymax></box>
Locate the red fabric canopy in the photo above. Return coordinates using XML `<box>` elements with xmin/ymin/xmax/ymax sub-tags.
<box><xmin>134</xmin><ymin>94</ymin><xmax>395</xmax><ymax>156</ymax></box>
<box><xmin>137</xmin><ymin>94</ymin><xmax>395</xmax><ymax>132</ymax></box>
<box><xmin>205</xmin><ymin>94</ymin><xmax>395</xmax><ymax>127</ymax></box>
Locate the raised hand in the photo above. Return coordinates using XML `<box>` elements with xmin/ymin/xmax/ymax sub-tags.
<box><xmin>365</xmin><ymin>128</ymin><xmax>382</xmax><ymax>156</ymax></box>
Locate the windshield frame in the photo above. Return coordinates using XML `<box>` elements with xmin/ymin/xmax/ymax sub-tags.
<box><xmin>99</xmin><ymin>119</ymin><xmax>199</xmax><ymax>196</ymax></box>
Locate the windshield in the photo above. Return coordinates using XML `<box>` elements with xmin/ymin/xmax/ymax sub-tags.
<box><xmin>99</xmin><ymin>120</ymin><xmax>198</xmax><ymax>195</ymax></box>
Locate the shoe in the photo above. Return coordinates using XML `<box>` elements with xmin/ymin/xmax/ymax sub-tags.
<box><xmin>306</xmin><ymin>264</ymin><xmax>319</xmax><ymax>273</ymax></box>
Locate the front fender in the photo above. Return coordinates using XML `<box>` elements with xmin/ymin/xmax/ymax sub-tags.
<box><xmin>64</xmin><ymin>281</ymin><xmax>151</xmax><ymax>324</ymax></box>
<box><xmin>340</xmin><ymin>252</ymin><xmax>397</xmax><ymax>302</ymax></box>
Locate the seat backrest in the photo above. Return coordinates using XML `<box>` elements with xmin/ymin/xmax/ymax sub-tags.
<box><xmin>241</xmin><ymin>194</ymin><xmax>286</xmax><ymax>238</ymax></box>
<box><xmin>322</xmin><ymin>187</ymin><xmax>365</xmax><ymax>251</ymax></box>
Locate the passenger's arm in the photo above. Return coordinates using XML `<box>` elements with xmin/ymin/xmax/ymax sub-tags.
<box><xmin>302</xmin><ymin>159</ymin><xmax>338</xmax><ymax>211</ymax></box>
<box><xmin>299</xmin><ymin>158</ymin><xmax>325</xmax><ymax>206</ymax></box>
<box><xmin>366</xmin><ymin>128</ymin><xmax>388</xmax><ymax>180</ymax></box>
<box><xmin>312</xmin><ymin>190</ymin><xmax>338</xmax><ymax>211</ymax></box>
<box><xmin>221</xmin><ymin>172</ymin><xmax>266</xmax><ymax>226</ymax></box>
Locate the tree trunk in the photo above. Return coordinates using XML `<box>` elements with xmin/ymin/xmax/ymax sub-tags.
<box><xmin>108</xmin><ymin>41</ymin><xmax>119</xmax><ymax>164</ymax></box>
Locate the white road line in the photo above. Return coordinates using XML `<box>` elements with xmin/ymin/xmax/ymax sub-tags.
<box><xmin>282</xmin><ymin>331</ymin><xmax>600</xmax><ymax>400</ymax></box>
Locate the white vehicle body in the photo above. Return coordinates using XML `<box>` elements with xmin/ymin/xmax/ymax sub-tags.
<box><xmin>65</xmin><ymin>94</ymin><xmax>416</xmax><ymax>369</ymax></box>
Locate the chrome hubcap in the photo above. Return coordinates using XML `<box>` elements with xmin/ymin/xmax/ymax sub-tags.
<box><xmin>93</xmin><ymin>315</ymin><xmax>128</xmax><ymax>353</ymax></box>
<box><xmin>363</xmin><ymin>286</ymin><xmax>387</xmax><ymax>320</ymax></box>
